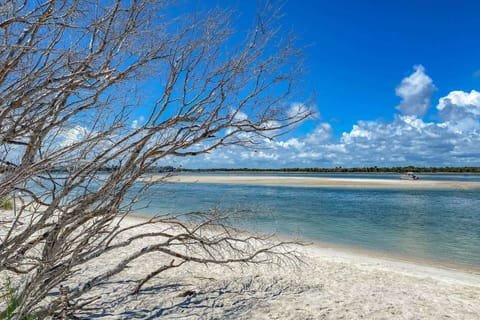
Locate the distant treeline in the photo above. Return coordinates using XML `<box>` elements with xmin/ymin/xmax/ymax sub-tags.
<box><xmin>181</xmin><ymin>166</ymin><xmax>480</xmax><ymax>174</ymax></box>
<box><xmin>2</xmin><ymin>165</ymin><xmax>480</xmax><ymax>174</ymax></box>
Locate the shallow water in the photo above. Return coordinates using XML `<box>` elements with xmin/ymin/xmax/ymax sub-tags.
<box><xmin>132</xmin><ymin>174</ymin><xmax>480</xmax><ymax>267</ymax></box>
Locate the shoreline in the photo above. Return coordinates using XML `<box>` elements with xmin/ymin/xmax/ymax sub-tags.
<box><xmin>306</xmin><ymin>237</ymin><xmax>480</xmax><ymax>276</ymax></box>
<box><xmin>128</xmin><ymin>214</ymin><xmax>480</xmax><ymax>277</ymax></box>
<box><xmin>143</xmin><ymin>174</ymin><xmax>480</xmax><ymax>189</ymax></box>
<box><xmin>108</xmin><ymin>216</ymin><xmax>480</xmax><ymax>318</ymax></box>
<box><xmin>2</xmin><ymin>210</ymin><xmax>479</xmax><ymax>318</ymax></box>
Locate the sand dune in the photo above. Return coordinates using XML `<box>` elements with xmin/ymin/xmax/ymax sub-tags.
<box><xmin>145</xmin><ymin>174</ymin><xmax>480</xmax><ymax>189</ymax></box>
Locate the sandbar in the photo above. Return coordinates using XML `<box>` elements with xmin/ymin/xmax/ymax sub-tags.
<box><xmin>145</xmin><ymin>174</ymin><xmax>480</xmax><ymax>189</ymax></box>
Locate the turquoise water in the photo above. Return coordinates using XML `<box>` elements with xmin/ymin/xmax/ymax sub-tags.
<box><xmin>131</xmin><ymin>174</ymin><xmax>480</xmax><ymax>267</ymax></box>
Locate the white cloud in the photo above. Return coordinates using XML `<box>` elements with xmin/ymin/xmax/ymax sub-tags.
<box><xmin>164</xmin><ymin>111</ymin><xmax>480</xmax><ymax>168</ymax></box>
<box><xmin>233</xmin><ymin>110</ymin><xmax>248</xmax><ymax>121</ymax></box>
<box><xmin>436</xmin><ymin>90</ymin><xmax>480</xmax><ymax>121</ymax></box>
<box><xmin>341</xmin><ymin>122</ymin><xmax>373</xmax><ymax>144</ymax></box>
<box><xmin>337</xmin><ymin>116</ymin><xmax>459</xmax><ymax>166</ymax></box>
<box><xmin>287</xmin><ymin>102</ymin><xmax>318</xmax><ymax>121</ymax></box>
<box><xmin>277</xmin><ymin>138</ymin><xmax>304</xmax><ymax>149</ymax></box>
<box><xmin>157</xmin><ymin>66</ymin><xmax>480</xmax><ymax>168</ymax></box>
<box><xmin>395</xmin><ymin>65</ymin><xmax>435</xmax><ymax>117</ymax></box>
<box><xmin>304</xmin><ymin>123</ymin><xmax>332</xmax><ymax>144</ymax></box>
<box><xmin>446</xmin><ymin>117</ymin><xmax>480</xmax><ymax>134</ymax></box>
<box><xmin>60</xmin><ymin>125</ymin><xmax>89</xmax><ymax>147</ymax></box>
<box><xmin>131</xmin><ymin>116</ymin><xmax>145</xmax><ymax>129</ymax></box>
<box><xmin>258</xmin><ymin>120</ymin><xmax>282</xmax><ymax>136</ymax></box>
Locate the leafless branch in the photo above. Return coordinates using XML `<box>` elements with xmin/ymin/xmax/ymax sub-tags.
<box><xmin>0</xmin><ymin>1</ymin><xmax>308</xmax><ymax>318</ymax></box>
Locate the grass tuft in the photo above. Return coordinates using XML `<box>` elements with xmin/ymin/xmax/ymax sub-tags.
<box><xmin>0</xmin><ymin>199</ymin><xmax>13</xmax><ymax>210</ymax></box>
<box><xmin>1</xmin><ymin>278</ymin><xmax>36</xmax><ymax>320</ymax></box>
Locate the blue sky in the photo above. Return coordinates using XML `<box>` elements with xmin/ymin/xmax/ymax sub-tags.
<box><xmin>157</xmin><ymin>1</ymin><xmax>480</xmax><ymax>168</ymax></box>
<box><xmin>284</xmin><ymin>0</ymin><xmax>480</xmax><ymax>134</ymax></box>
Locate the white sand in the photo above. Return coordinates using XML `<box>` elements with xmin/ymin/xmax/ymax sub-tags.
<box><xmin>74</xmin><ymin>216</ymin><xmax>480</xmax><ymax>319</ymax></box>
<box><xmin>2</xmin><ymin>211</ymin><xmax>479</xmax><ymax>319</ymax></box>
<box><xmin>146</xmin><ymin>174</ymin><xmax>480</xmax><ymax>189</ymax></box>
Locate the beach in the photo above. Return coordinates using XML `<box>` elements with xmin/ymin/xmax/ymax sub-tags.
<box><xmin>146</xmin><ymin>174</ymin><xmax>480</xmax><ymax>189</ymax></box>
<box><xmin>2</xmin><ymin>208</ymin><xmax>478</xmax><ymax>319</ymax></box>
<box><xmin>68</xmin><ymin>215</ymin><xmax>480</xmax><ymax>319</ymax></box>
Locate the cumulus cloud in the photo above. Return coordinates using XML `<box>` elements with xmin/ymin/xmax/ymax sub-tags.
<box><xmin>395</xmin><ymin>65</ymin><xmax>435</xmax><ymax>117</ymax></box>
<box><xmin>337</xmin><ymin>116</ymin><xmax>465</xmax><ymax>166</ymax></box>
<box><xmin>436</xmin><ymin>90</ymin><xmax>480</xmax><ymax>121</ymax></box>
<box><xmin>166</xmin><ymin>112</ymin><xmax>480</xmax><ymax>168</ymax></box>
<box><xmin>159</xmin><ymin>65</ymin><xmax>480</xmax><ymax>168</ymax></box>
<box><xmin>304</xmin><ymin>123</ymin><xmax>332</xmax><ymax>144</ymax></box>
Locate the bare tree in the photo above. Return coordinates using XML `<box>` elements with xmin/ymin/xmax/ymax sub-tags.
<box><xmin>0</xmin><ymin>0</ymin><xmax>308</xmax><ymax>318</ymax></box>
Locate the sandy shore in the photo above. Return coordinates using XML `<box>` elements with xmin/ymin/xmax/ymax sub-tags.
<box><xmin>145</xmin><ymin>174</ymin><xmax>480</xmax><ymax>189</ymax></box>
<box><xmin>78</xmin><ymin>216</ymin><xmax>480</xmax><ymax>319</ymax></box>
<box><xmin>2</xmin><ymin>212</ymin><xmax>479</xmax><ymax>319</ymax></box>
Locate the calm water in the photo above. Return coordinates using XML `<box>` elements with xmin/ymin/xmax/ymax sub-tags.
<box><xmin>132</xmin><ymin>174</ymin><xmax>480</xmax><ymax>267</ymax></box>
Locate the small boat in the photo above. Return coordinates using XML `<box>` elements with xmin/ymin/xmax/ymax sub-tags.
<box><xmin>400</xmin><ymin>172</ymin><xmax>419</xmax><ymax>180</ymax></box>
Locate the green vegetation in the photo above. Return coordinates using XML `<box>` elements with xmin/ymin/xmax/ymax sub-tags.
<box><xmin>10</xmin><ymin>165</ymin><xmax>479</xmax><ymax>175</ymax></box>
<box><xmin>180</xmin><ymin>166</ymin><xmax>480</xmax><ymax>174</ymax></box>
<box><xmin>0</xmin><ymin>278</ymin><xmax>35</xmax><ymax>320</ymax></box>
<box><xmin>0</xmin><ymin>199</ymin><xmax>13</xmax><ymax>210</ymax></box>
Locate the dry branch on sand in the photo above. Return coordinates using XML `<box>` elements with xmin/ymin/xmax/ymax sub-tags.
<box><xmin>0</xmin><ymin>1</ymin><xmax>308</xmax><ymax>318</ymax></box>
